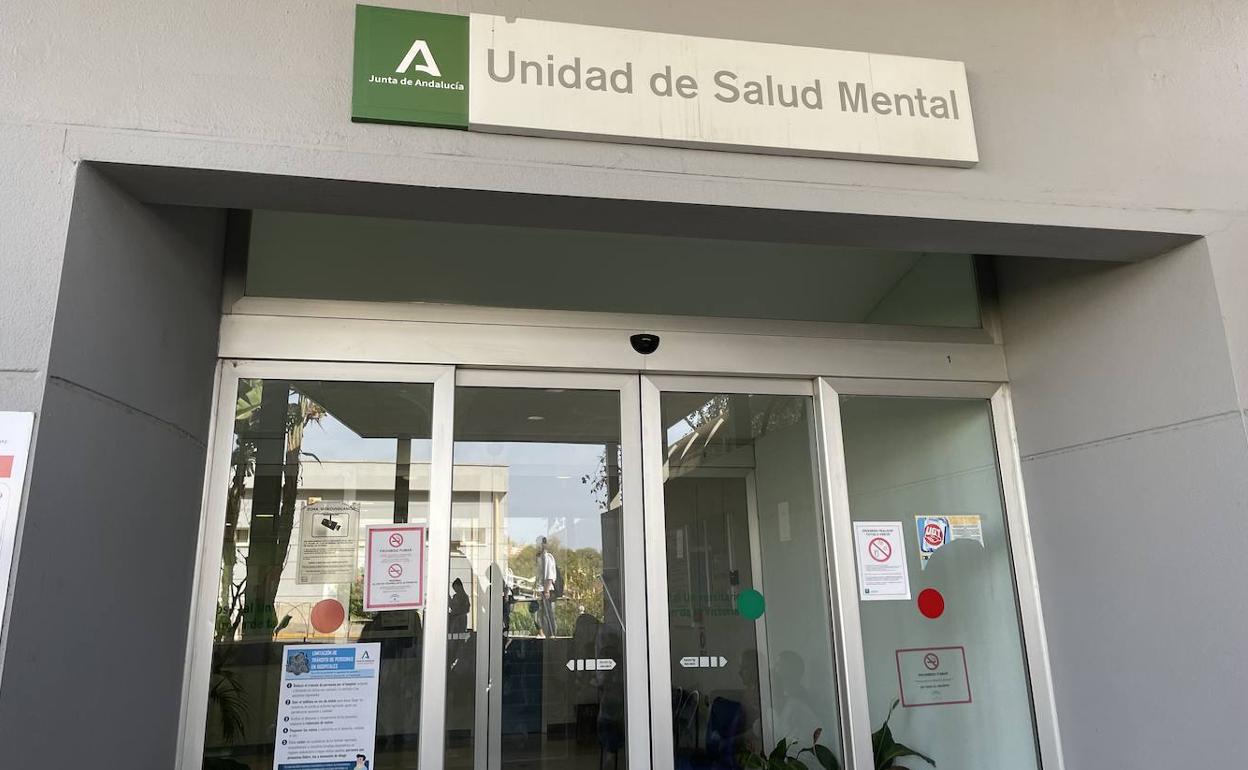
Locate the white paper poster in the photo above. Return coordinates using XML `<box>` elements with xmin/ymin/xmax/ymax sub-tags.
<box><xmin>298</xmin><ymin>501</ymin><xmax>360</xmax><ymax>585</ymax></box>
<box><xmin>895</xmin><ymin>646</ymin><xmax>972</xmax><ymax>707</ymax></box>
<box><xmin>777</xmin><ymin>501</ymin><xmax>792</xmax><ymax>542</ymax></box>
<box><xmin>364</xmin><ymin>524</ymin><xmax>426</xmax><ymax>611</ymax></box>
<box><xmin>915</xmin><ymin>514</ymin><xmax>985</xmax><ymax>568</ymax></box>
<box><xmin>274</xmin><ymin>643</ymin><xmax>381</xmax><ymax>770</ymax></box>
<box><xmin>0</xmin><ymin>412</ymin><xmax>34</xmax><ymax>629</ymax></box>
<box><xmin>853</xmin><ymin>521</ymin><xmax>911</xmax><ymax>600</ymax></box>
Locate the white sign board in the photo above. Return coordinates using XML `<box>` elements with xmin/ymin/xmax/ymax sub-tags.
<box><xmin>469</xmin><ymin>14</ymin><xmax>977</xmax><ymax>166</ymax></box>
<box><xmin>364</xmin><ymin>524</ymin><xmax>426</xmax><ymax>611</ymax></box>
<box><xmin>0</xmin><ymin>412</ymin><xmax>34</xmax><ymax>632</ymax></box>
<box><xmin>297</xmin><ymin>501</ymin><xmax>360</xmax><ymax>585</ymax></box>
<box><xmin>896</xmin><ymin>646</ymin><xmax>972</xmax><ymax>707</ymax></box>
<box><xmin>275</xmin><ymin>643</ymin><xmax>381</xmax><ymax>770</ymax></box>
<box><xmin>853</xmin><ymin>520</ymin><xmax>911</xmax><ymax>600</ymax></box>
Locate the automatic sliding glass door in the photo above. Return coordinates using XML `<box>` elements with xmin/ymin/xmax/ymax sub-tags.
<box><xmin>440</xmin><ymin>371</ymin><xmax>647</xmax><ymax>770</ymax></box>
<box><xmin>188</xmin><ymin>363</ymin><xmax>450</xmax><ymax>770</ymax></box>
<box><xmin>442</xmin><ymin>374</ymin><xmax>850</xmax><ymax>770</ymax></box>
<box><xmin>189</xmin><ymin>367</ymin><xmax>650</xmax><ymax>770</ymax></box>
<box><xmin>641</xmin><ymin>377</ymin><xmax>846</xmax><ymax>770</ymax></box>
<box><xmin>189</xmin><ymin>366</ymin><xmax>1051</xmax><ymax>770</ymax></box>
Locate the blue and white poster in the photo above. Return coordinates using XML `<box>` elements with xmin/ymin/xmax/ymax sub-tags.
<box><xmin>274</xmin><ymin>643</ymin><xmax>381</xmax><ymax>770</ymax></box>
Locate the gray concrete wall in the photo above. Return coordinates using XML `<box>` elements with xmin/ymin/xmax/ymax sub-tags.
<box><xmin>995</xmin><ymin>245</ymin><xmax>1248</xmax><ymax>769</ymax></box>
<box><xmin>2</xmin><ymin>1</ymin><xmax>1248</xmax><ymax>769</ymax></box>
<box><xmin>0</xmin><ymin>167</ymin><xmax>226</xmax><ymax>767</ymax></box>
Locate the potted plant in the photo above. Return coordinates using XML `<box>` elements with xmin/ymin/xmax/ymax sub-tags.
<box><xmin>872</xmin><ymin>699</ymin><xmax>935</xmax><ymax>770</ymax></box>
<box><xmin>736</xmin><ymin>699</ymin><xmax>934</xmax><ymax>770</ymax></box>
<box><xmin>737</xmin><ymin>730</ymin><xmax>840</xmax><ymax>770</ymax></box>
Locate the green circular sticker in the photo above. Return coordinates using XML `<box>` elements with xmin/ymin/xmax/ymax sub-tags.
<box><xmin>737</xmin><ymin>589</ymin><xmax>766</xmax><ymax>620</ymax></box>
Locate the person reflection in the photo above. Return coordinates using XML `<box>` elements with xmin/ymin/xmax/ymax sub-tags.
<box><xmin>358</xmin><ymin>610</ymin><xmax>423</xmax><ymax>756</ymax></box>
<box><xmin>502</xmin><ymin>577</ymin><xmax>515</xmax><ymax>641</ymax></box>
<box><xmin>535</xmin><ymin>537</ymin><xmax>558</xmax><ymax>638</ymax></box>
<box><xmin>448</xmin><ymin>577</ymin><xmax>473</xmax><ymax>673</ymax></box>
<box><xmin>738</xmin><ymin>649</ymin><xmax>763</xmax><ymax>752</ymax></box>
<box><xmin>772</xmin><ymin>652</ymin><xmax>820</xmax><ymax>743</ymax></box>
<box><xmin>573</xmin><ymin>606</ymin><xmax>599</xmax><ymax>661</ymax></box>
<box><xmin>596</xmin><ymin>625</ymin><xmax>625</xmax><ymax>766</ymax></box>
<box><xmin>448</xmin><ymin>578</ymin><xmax>471</xmax><ymax>634</ymax></box>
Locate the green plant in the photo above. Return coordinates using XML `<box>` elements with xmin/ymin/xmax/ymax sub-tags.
<box><xmin>735</xmin><ymin>700</ymin><xmax>935</xmax><ymax>770</ymax></box>
<box><xmin>349</xmin><ymin>570</ymin><xmax>373</xmax><ymax>622</ymax></box>
<box><xmin>507</xmin><ymin>538</ymin><xmax>606</xmax><ymax>635</ymax></box>
<box><xmin>207</xmin><ymin>650</ymin><xmax>249</xmax><ymax>743</ymax></box>
<box><xmin>738</xmin><ymin>730</ymin><xmax>840</xmax><ymax>770</ymax></box>
<box><xmin>239</xmin><ymin>387</ymin><xmax>326</xmax><ymax>640</ymax></box>
<box><xmin>872</xmin><ymin>699</ymin><xmax>935</xmax><ymax>770</ymax></box>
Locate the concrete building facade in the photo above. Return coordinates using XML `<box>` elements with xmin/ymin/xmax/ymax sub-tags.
<box><xmin>2</xmin><ymin>2</ymin><xmax>1247</xmax><ymax>769</ymax></box>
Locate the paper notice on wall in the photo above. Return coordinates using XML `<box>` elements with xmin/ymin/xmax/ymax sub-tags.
<box><xmin>915</xmin><ymin>514</ymin><xmax>984</xmax><ymax>568</ymax></box>
<box><xmin>274</xmin><ymin>643</ymin><xmax>380</xmax><ymax>770</ymax></box>
<box><xmin>853</xmin><ymin>521</ymin><xmax>911</xmax><ymax>601</ymax></box>
<box><xmin>364</xmin><ymin>524</ymin><xmax>426</xmax><ymax>611</ymax></box>
<box><xmin>896</xmin><ymin>646</ymin><xmax>972</xmax><ymax>707</ymax></box>
<box><xmin>297</xmin><ymin>501</ymin><xmax>361</xmax><ymax>584</ymax></box>
<box><xmin>778</xmin><ymin>502</ymin><xmax>792</xmax><ymax>542</ymax></box>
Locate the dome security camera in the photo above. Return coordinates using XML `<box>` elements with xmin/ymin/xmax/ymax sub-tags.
<box><xmin>630</xmin><ymin>333</ymin><xmax>660</xmax><ymax>355</ymax></box>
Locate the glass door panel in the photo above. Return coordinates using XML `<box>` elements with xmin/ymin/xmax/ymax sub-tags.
<box><xmin>200</xmin><ymin>377</ymin><xmax>436</xmax><ymax>770</ymax></box>
<box><xmin>839</xmin><ymin>396</ymin><xmax>1040</xmax><ymax>770</ymax></box>
<box><xmin>193</xmin><ymin>370</ymin><xmax>1045</xmax><ymax>770</ymax></box>
<box><xmin>443</xmin><ymin>379</ymin><xmax>640</xmax><ymax>770</ymax></box>
<box><xmin>651</xmin><ymin>386</ymin><xmax>844</xmax><ymax>770</ymax></box>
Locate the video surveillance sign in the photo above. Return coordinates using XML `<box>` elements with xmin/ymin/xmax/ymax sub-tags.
<box><xmin>297</xmin><ymin>501</ymin><xmax>361</xmax><ymax>585</ymax></box>
<box><xmin>352</xmin><ymin>5</ymin><xmax>978</xmax><ymax>166</ymax></box>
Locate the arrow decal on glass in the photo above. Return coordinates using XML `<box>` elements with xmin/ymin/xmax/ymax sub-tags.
<box><xmin>679</xmin><ymin>656</ymin><xmax>728</xmax><ymax>669</ymax></box>
<box><xmin>566</xmin><ymin>658</ymin><xmax>617</xmax><ymax>672</ymax></box>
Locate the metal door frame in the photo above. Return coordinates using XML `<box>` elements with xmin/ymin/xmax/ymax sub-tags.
<box><xmin>177</xmin><ymin>319</ymin><xmax>1064</xmax><ymax>770</ymax></box>
<box><xmin>175</xmin><ymin>360</ymin><xmax>457</xmax><ymax>770</ymax></box>
<box><xmin>452</xmin><ymin>368</ymin><xmax>650</xmax><ymax>770</ymax></box>
<box><xmin>641</xmin><ymin>375</ymin><xmax>824</xmax><ymax>768</ymax></box>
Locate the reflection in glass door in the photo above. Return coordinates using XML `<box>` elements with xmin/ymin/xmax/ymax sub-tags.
<box><xmin>190</xmin><ymin>367</ymin><xmax>1050</xmax><ymax>770</ymax></box>
<box><xmin>197</xmin><ymin>376</ymin><xmax>438</xmax><ymax>770</ymax></box>
<box><xmin>645</xmin><ymin>382</ymin><xmax>845</xmax><ymax>770</ymax></box>
<box><xmin>441</xmin><ymin>373</ymin><xmax>645</xmax><ymax>770</ymax></box>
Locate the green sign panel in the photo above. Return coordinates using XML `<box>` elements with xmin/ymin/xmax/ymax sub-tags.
<box><xmin>352</xmin><ymin>5</ymin><xmax>469</xmax><ymax>128</ymax></box>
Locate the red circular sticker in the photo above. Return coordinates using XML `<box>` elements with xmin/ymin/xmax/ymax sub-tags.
<box><xmin>310</xmin><ymin>599</ymin><xmax>346</xmax><ymax>634</ymax></box>
<box><xmin>917</xmin><ymin>588</ymin><xmax>945</xmax><ymax>619</ymax></box>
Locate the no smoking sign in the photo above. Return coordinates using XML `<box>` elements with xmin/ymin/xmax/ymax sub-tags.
<box><xmin>896</xmin><ymin>646</ymin><xmax>971</xmax><ymax>706</ymax></box>
<box><xmin>365</xmin><ymin>524</ymin><xmax>425</xmax><ymax>612</ymax></box>
<box><xmin>853</xmin><ymin>521</ymin><xmax>910</xmax><ymax>601</ymax></box>
<box><xmin>868</xmin><ymin>537</ymin><xmax>892</xmax><ymax>562</ymax></box>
